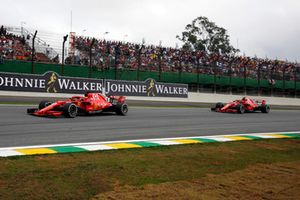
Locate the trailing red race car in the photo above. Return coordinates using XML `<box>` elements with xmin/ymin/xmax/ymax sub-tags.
<box><xmin>27</xmin><ymin>92</ymin><xmax>128</xmax><ymax>118</ymax></box>
<box><xmin>211</xmin><ymin>97</ymin><xmax>270</xmax><ymax>114</ymax></box>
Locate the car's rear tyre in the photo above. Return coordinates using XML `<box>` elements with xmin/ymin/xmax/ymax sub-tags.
<box><xmin>115</xmin><ymin>103</ymin><xmax>128</xmax><ymax>116</ymax></box>
<box><xmin>260</xmin><ymin>105</ymin><xmax>270</xmax><ymax>113</ymax></box>
<box><xmin>39</xmin><ymin>100</ymin><xmax>52</xmax><ymax>110</ymax></box>
<box><xmin>236</xmin><ymin>104</ymin><xmax>245</xmax><ymax>114</ymax></box>
<box><xmin>63</xmin><ymin>103</ymin><xmax>78</xmax><ymax>118</ymax></box>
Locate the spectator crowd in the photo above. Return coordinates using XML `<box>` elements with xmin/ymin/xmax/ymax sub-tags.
<box><xmin>0</xmin><ymin>25</ymin><xmax>54</xmax><ymax>63</ymax></box>
<box><xmin>1</xmin><ymin>25</ymin><xmax>299</xmax><ymax>82</ymax></box>
<box><xmin>0</xmin><ymin>25</ymin><xmax>31</xmax><ymax>61</ymax></box>
<box><xmin>69</xmin><ymin>36</ymin><xmax>299</xmax><ymax>82</ymax></box>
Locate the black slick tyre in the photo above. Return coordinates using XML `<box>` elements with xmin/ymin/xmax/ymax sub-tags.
<box><xmin>39</xmin><ymin>100</ymin><xmax>52</xmax><ymax>110</ymax></box>
<box><xmin>115</xmin><ymin>103</ymin><xmax>128</xmax><ymax>116</ymax></box>
<box><xmin>216</xmin><ymin>102</ymin><xmax>224</xmax><ymax>108</ymax></box>
<box><xmin>63</xmin><ymin>103</ymin><xmax>78</xmax><ymax>118</ymax></box>
<box><xmin>236</xmin><ymin>104</ymin><xmax>245</xmax><ymax>114</ymax></box>
<box><xmin>211</xmin><ymin>102</ymin><xmax>224</xmax><ymax>111</ymax></box>
<box><xmin>260</xmin><ymin>105</ymin><xmax>270</xmax><ymax>113</ymax></box>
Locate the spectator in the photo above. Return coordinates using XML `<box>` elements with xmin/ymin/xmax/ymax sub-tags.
<box><xmin>268</xmin><ymin>78</ymin><xmax>276</xmax><ymax>86</ymax></box>
<box><xmin>0</xmin><ymin>54</ymin><xmax>3</xmax><ymax>64</ymax></box>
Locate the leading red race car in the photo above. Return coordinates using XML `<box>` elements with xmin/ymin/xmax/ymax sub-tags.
<box><xmin>27</xmin><ymin>92</ymin><xmax>128</xmax><ymax>118</ymax></box>
<box><xmin>211</xmin><ymin>97</ymin><xmax>270</xmax><ymax>114</ymax></box>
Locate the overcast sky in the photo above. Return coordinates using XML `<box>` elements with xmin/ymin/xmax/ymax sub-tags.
<box><xmin>1</xmin><ymin>0</ymin><xmax>300</xmax><ymax>61</ymax></box>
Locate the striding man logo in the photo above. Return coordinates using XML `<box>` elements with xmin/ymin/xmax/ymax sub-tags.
<box><xmin>47</xmin><ymin>72</ymin><xmax>58</xmax><ymax>93</ymax></box>
<box><xmin>146</xmin><ymin>78</ymin><xmax>157</xmax><ymax>97</ymax></box>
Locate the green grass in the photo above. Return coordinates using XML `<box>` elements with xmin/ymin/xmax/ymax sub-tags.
<box><xmin>0</xmin><ymin>138</ymin><xmax>299</xmax><ymax>200</ymax></box>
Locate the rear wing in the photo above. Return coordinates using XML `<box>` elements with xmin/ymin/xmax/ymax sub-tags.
<box><xmin>108</xmin><ymin>96</ymin><xmax>126</xmax><ymax>104</ymax></box>
<box><xmin>252</xmin><ymin>99</ymin><xmax>267</xmax><ymax>104</ymax></box>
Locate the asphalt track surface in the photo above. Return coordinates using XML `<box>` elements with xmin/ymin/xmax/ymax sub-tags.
<box><xmin>0</xmin><ymin>105</ymin><xmax>300</xmax><ymax>148</ymax></box>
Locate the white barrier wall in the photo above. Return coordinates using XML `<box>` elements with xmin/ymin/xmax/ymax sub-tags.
<box><xmin>1</xmin><ymin>91</ymin><xmax>300</xmax><ymax>106</ymax></box>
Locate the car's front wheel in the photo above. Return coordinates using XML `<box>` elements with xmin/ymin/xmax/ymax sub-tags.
<box><xmin>39</xmin><ymin>100</ymin><xmax>52</xmax><ymax>110</ymax></box>
<box><xmin>236</xmin><ymin>104</ymin><xmax>245</xmax><ymax>114</ymax></box>
<box><xmin>63</xmin><ymin>103</ymin><xmax>78</xmax><ymax>118</ymax></box>
<box><xmin>211</xmin><ymin>102</ymin><xmax>224</xmax><ymax>111</ymax></box>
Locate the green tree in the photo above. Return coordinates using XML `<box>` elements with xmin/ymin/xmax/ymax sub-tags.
<box><xmin>177</xmin><ymin>16</ymin><xmax>239</xmax><ymax>55</ymax></box>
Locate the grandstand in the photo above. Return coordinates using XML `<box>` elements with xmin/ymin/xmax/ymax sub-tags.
<box><xmin>0</xmin><ymin>25</ymin><xmax>299</xmax><ymax>97</ymax></box>
<box><xmin>0</xmin><ymin>25</ymin><xmax>60</xmax><ymax>63</ymax></box>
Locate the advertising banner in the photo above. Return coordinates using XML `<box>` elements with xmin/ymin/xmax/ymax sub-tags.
<box><xmin>105</xmin><ymin>78</ymin><xmax>188</xmax><ymax>98</ymax></box>
<box><xmin>0</xmin><ymin>71</ymin><xmax>103</xmax><ymax>94</ymax></box>
<box><xmin>0</xmin><ymin>72</ymin><xmax>188</xmax><ymax>98</ymax></box>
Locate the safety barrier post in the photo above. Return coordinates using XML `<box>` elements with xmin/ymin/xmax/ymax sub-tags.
<box><xmin>179</xmin><ymin>58</ymin><xmax>182</xmax><ymax>83</ymax></box>
<box><xmin>158</xmin><ymin>47</ymin><xmax>162</xmax><ymax>82</ymax></box>
<box><xmin>136</xmin><ymin>45</ymin><xmax>141</xmax><ymax>81</ymax></box>
<box><xmin>31</xmin><ymin>30</ymin><xmax>37</xmax><ymax>74</ymax></box>
<box><xmin>136</xmin><ymin>41</ymin><xmax>144</xmax><ymax>81</ymax></box>
<box><xmin>197</xmin><ymin>60</ymin><xmax>200</xmax><ymax>92</ymax></box>
<box><xmin>61</xmin><ymin>34</ymin><xmax>68</xmax><ymax>76</ymax></box>
<box><xmin>243</xmin><ymin>64</ymin><xmax>247</xmax><ymax>95</ymax></box>
<box><xmin>270</xmin><ymin>66</ymin><xmax>274</xmax><ymax>96</ymax></box>
<box><xmin>213</xmin><ymin>62</ymin><xmax>217</xmax><ymax>94</ymax></box>
<box><xmin>114</xmin><ymin>43</ymin><xmax>121</xmax><ymax>80</ymax></box>
<box><xmin>229</xmin><ymin>66</ymin><xmax>232</xmax><ymax>95</ymax></box>
<box><xmin>294</xmin><ymin>65</ymin><xmax>297</xmax><ymax>98</ymax></box>
<box><xmin>282</xmin><ymin>66</ymin><xmax>286</xmax><ymax>97</ymax></box>
<box><xmin>257</xmin><ymin>65</ymin><xmax>261</xmax><ymax>96</ymax></box>
<box><xmin>89</xmin><ymin>38</ymin><xmax>95</xmax><ymax>78</ymax></box>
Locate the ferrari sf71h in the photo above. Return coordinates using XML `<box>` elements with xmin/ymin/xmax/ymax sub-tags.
<box><xmin>211</xmin><ymin>97</ymin><xmax>270</xmax><ymax>114</ymax></box>
<box><xmin>27</xmin><ymin>92</ymin><xmax>128</xmax><ymax>118</ymax></box>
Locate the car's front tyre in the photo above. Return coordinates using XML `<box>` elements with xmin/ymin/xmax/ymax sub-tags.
<box><xmin>236</xmin><ymin>104</ymin><xmax>245</xmax><ymax>114</ymax></box>
<box><xmin>211</xmin><ymin>102</ymin><xmax>224</xmax><ymax>111</ymax></box>
<box><xmin>39</xmin><ymin>100</ymin><xmax>52</xmax><ymax>110</ymax></box>
<box><xmin>63</xmin><ymin>103</ymin><xmax>78</xmax><ymax>118</ymax></box>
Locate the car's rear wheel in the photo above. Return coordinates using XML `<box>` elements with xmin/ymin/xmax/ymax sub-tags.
<box><xmin>39</xmin><ymin>100</ymin><xmax>52</xmax><ymax>110</ymax></box>
<box><xmin>115</xmin><ymin>103</ymin><xmax>128</xmax><ymax>116</ymax></box>
<box><xmin>260</xmin><ymin>105</ymin><xmax>270</xmax><ymax>113</ymax></box>
<box><xmin>63</xmin><ymin>103</ymin><xmax>78</xmax><ymax>118</ymax></box>
<box><xmin>236</xmin><ymin>104</ymin><xmax>245</xmax><ymax>114</ymax></box>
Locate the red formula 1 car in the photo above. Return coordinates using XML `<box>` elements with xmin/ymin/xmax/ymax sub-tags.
<box><xmin>211</xmin><ymin>97</ymin><xmax>270</xmax><ymax>114</ymax></box>
<box><xmin>27</xmin><ymin>92</ymin><xmax>128</xmax><ymax>118</ymax></box>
